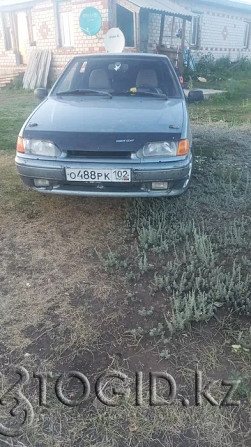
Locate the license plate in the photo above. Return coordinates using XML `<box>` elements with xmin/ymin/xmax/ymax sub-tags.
<box><xmin>65</xmin><ymin>168</ymin><xmax>131</xmax><ymax>183</ymax></box>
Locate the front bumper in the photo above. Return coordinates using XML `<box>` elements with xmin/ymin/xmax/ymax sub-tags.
<box><xmin>15</xmin><ymin>154</ymin><xmax>193</xmax><ymax>197</ymax></box>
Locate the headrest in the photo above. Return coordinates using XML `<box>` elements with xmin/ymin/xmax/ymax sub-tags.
<box><xmin>89</xmin><ymin>69</ymin><xmax>111</xmax><ymax>90</ymax></box>
<box><xmin>136</xmin><ymin>69</ymin><xmax>158</xmax><ymax>89</ymax></box>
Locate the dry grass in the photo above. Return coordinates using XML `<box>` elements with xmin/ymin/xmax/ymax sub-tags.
<box><xmin>0</xmin><ymin>90</ymin><xmax>251</xmax><ymax>446</ymax></box>
<box><xmin>0</xmin><ymin>154</ymin><xmax>127</xmax><ymax>356</ymax></box>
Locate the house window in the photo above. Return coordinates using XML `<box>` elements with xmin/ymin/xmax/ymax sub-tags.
<box><xmin>244</xmin><ymin>22</ymin><xmax>251</xmax><ymax>49</ymax></box>
<box><xmin>191</xmin><ymin>16</ymin><xmax>200</xmax><ymax>47</ymax></box>
<box><xmin>116</xmin><ymin>4</ymin><xmax>135</xmax><ymax>47</ymax></box>
<box><xmin>59</xmin><ymin>11</ymin><xmax>74</xmax><ymax>47</ymax></box>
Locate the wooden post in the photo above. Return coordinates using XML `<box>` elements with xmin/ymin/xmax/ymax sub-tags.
<box><xmin>0</xmin><ymin>12</ymin><xmax>8</xmax><ymax>50</ymax></box>
<box><xmin>139</xmin><ymin>9</ymin><xmax>149</xmax><ymax>52</ymax></box>
<box><xmin>181</xmin><ymin>19</ymin><xmax>186</xmax><ymax>52</ymax></box>
<box><xmin>27</xmin><ymin>9</ymin><xmax>34</xmax><ymax>45</ymax></box>
<box><xmin>159</xmin><ymin>13</ymin><xmax>165</xmax><ymax>46</ymax></box>
<box><xmin>170</xmin><ymin>16</ymin><xmax>175</xmax><ymax>47</ymax></box>
<box><xmin>180</xmin><ymin>19</ymin><xmax>186</xmax><ymax>72</ymax></box>
<box><xmin>10</xmin><ymin>12</ymin><xmax>19</xmax><ymax>53</ymax></box>
<box><xmin>135</xmin><ymin>10</ymin><xmax>140</xmax><ymax>51</ymax></box>
<box><xmin>109</xmin><ymin>0</ymin><xmax>116</xmax><ymax>28</ymax></box>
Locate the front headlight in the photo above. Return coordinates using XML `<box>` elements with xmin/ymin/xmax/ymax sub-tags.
<box><xmin>17</xmin><ymin>137</ymin><xmax>61</xmax><ymax>157</ymax></box>
<box><xmin>137</xmin><ymin>141</ymin><xmax>178</xmax><ymax>158</ymax></box>
<box><xmin>136</xmin><ymin>139</ymin><xmax>190</xmax><ymax>158</ymax></box>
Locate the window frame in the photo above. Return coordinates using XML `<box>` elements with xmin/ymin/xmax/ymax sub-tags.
<box><xmin>190</xmin><ymin>15</ymin><xmax>200</xmax><ymax>48</ymax></box>
<box><xmin>59</xmin><ymin>10</ymin><xmax>74</xmax><ymax>48</ymax></box>
<box><xmin>115</xmin><ymin>0</ymin><xmax>139</xmax><ymax>50</ymax></box>
<box><xmin>244</xmin><ymin>22</ymin><xmax>251</xmax><ymax>49</ymax></box>
<box><xmin>54</xmin><ymin>1</ymin><xmax>74</xmax><ymax>49</ymax></box>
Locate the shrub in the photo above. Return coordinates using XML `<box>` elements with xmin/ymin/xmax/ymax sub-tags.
<box><xmin>196</xmin><ymin>53</ymin><xmax>216</xmax><ymax>78</ymax></box>
<box><xmin>195</xmin><ymin>53</ymin><xmax>251</xmax><ymax>83</ymax></box>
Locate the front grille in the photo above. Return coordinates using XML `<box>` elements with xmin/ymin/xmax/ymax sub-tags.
<box><xmin>67</xmin><ymin>150</ymin><xmax>132</xmax><ymax>159</ymax></box>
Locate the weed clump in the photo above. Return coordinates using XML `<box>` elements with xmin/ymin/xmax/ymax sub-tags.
<box><xmin>126</xmin><ymin>124</ymin><xmax>251</xmax><ymax>336</ymax></box>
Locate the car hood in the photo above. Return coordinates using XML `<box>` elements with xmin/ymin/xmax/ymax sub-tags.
<box><xmin>25</xmin><ymin>96</ymin><xmax>185</xmax><ymax>134</ymax></box>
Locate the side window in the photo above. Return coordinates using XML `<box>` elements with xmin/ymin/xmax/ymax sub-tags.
<box><xmin>244</xmin><ymin>22</ymin><xmax>251</xmax><ymax>49</ymax></box>
<box><xmin>191</xmin><ymin>16</ymin><xmax>200</xmax><ymax>47</ymax></box>
<box><xmin>116</xmin><ymin>4</ymin><xmax>135</xmax><ymax>48</ymax></box>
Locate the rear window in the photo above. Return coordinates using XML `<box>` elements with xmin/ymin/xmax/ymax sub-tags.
<box><xmin>52</xmin><ymin>56</ymin><xmax>182</xmax><ymax>98</ymax></box>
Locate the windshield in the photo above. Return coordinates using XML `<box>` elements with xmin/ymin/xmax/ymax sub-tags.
<box><xmin>52</xmin><ymin>56</ymin><xmax>182</xmax><ymax>98</ymax></box>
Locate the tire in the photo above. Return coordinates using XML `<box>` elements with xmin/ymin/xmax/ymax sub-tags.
<box><xmin>188</xmin><ymin>89</ymin><xmax>204</xmax><ymax>103</ymax></box>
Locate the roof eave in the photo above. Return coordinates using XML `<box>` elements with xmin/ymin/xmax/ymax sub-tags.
<box><xmin>140</xmin><ymin>7</ymin><xmax>193</xmax><ymax>20</ymax></box>
<box><xmin>196</xmin><ymin>0</ymin><xmax>251</xmax><ymax>13</ymax></box>
<box><xmin>128</xmin><ymin>0</ymin><xmax>195</xmax><ymax>21</ymax></box>
<box><xmin>0</xmin><ymin>0</ymin><xmax>38</xmax><ymax>11</ymax></box>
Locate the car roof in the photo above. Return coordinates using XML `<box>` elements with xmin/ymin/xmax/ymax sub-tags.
<box><xmin>72</xmin><ymin>53</ymin><xmax>168</xmax><ymax>60</ymax></box>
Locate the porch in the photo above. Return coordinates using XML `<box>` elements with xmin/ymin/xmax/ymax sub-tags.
<box><xmin>0</xmin><ymin>0</ymin><xmax>36</xmax><ymax>68</ymax></box>
<box><xmin>112</xmin><ymin>0</ymin><xmax>195</xmax><ymax>71</ymax></box>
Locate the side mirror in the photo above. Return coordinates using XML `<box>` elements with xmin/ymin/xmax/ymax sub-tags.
<box><xmin>34</xmin><ymin>88</ymin><xmax>48</xmax><ymax>100</ymax></box>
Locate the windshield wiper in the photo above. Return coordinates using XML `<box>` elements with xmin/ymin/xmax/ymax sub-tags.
<box><xmin>114</xmin><ymin>91</ymin><xmax>168</xmax><ymax>100</ymax></box>
<box><xmin>56</xmin><ymin>89</ymin><xmax>112</xmax><ymax>98</ymax></box>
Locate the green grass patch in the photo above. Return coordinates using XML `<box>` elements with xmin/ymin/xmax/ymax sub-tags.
<box><xmin>190</xmin><ymin>78</ymin><xmax>251</xmax><ymax>125</ymax></box>
<box><xmin>0</xmin><ymin>89</ymin><xmax>37</xmax><ymax>153</ymax></box>
<box><xmin>189</xmin><ymin>97</ymin><xmax>251</xmax><ymax>125</ymax></box>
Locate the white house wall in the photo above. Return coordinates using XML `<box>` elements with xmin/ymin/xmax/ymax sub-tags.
<box><xmin>177</xmin><ymin>0</ymin><xmax>251</xmax><ymax>60</ymax></box>
<box><xmin>147</xmin><ymin>1</ymin><xmax>251</xmax><ymax>61</ymax></box>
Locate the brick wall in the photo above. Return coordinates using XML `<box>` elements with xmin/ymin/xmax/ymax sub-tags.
<box><xmin>0</xmin><ymin>0</ymin><xmax>109</xmax><ymax>78</ymax></box>
<box><xmin>0</xmin><ymin>13</ymin><xmax>18</xmax><ymax>71</ymax></box>
<box><xmin>32</xmin><ymin>0</ymin><xmax>109</xmax><ymax>80</ymax></box>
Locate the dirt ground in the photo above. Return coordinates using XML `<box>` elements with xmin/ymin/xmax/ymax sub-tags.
<box><xmin>0</xmin><ymin>90</ymin><xmax>250</xmax><ymax>446</ymax></box>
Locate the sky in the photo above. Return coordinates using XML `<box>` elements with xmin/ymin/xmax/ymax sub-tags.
<box><xmin>0</xmin><ymin>0</ymin><xmax>250</xmax><ymax>5</ymax></box>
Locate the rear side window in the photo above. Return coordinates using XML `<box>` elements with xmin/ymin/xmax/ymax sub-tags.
<box><xmin>53</xmin><ymin>57</ymin><xmax>182</xmax><ymax>98</ymax></box>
